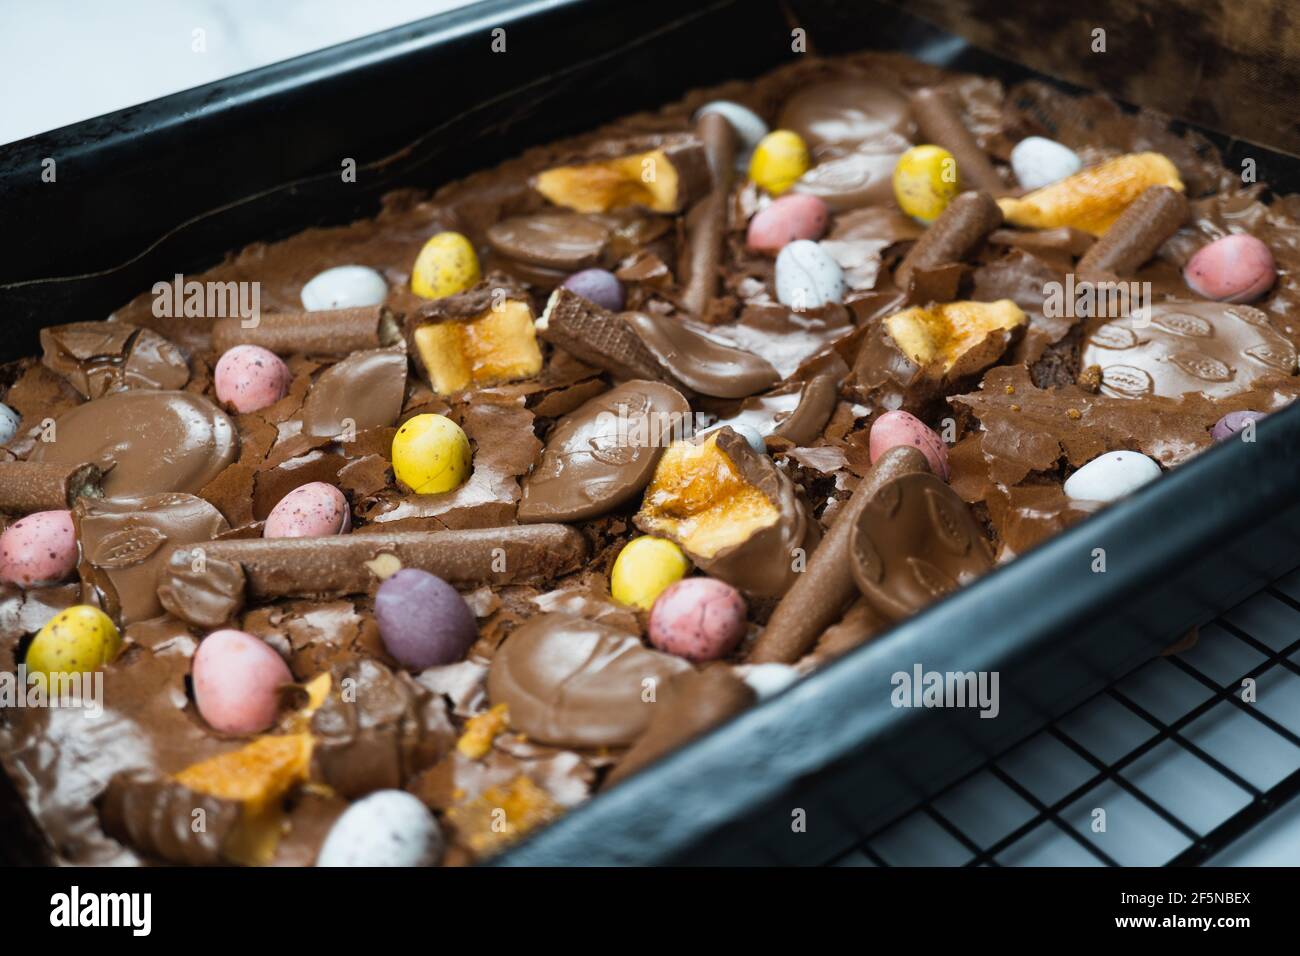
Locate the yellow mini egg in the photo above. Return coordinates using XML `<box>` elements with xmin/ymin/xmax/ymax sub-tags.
<box><xmin>391</xmin><ymin>413</ymin><xmax>472</xmax><ymax>495</ymax></box>
<box><xmin>610</xmin><ymin>536</ymin><xmax>690</xmax><ymax>610</ymax></box>
<box><xmin>893</xmin><ymin>145</ymin><xmax>960</xmax><ymax>223</ymax></box>
<box><xmin>26</xmin><ymin>605</ymin><xmax>121</xmax><ymax>684</ymax></box>
<box><xmin>748</xmin><ymin>130</ymin><xmax>810</xmax><ymax>196</ymax></box>
<box><xmin>411</xmin><ymin>232</ymin><xmax>480</xmax><ymax>299</ymax></box>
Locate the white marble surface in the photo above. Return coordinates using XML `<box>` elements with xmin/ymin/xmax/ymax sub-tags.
<box><xmin>0</xmin><ymin>0</ymin><xmax>478</xmax><ymax>145</ymax></box>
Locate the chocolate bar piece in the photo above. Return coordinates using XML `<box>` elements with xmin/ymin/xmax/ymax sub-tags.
<box><xmin>895</xmin><ymin>190</ymin><xmax>1003</xmax><ymax>290</ymax></box>
<box><xmin>0</xmin><ymin>460</ymin><xmax>102</xmax><ymax>513</ymax></box>
<box><xmin>680</xmin><ymin>110</ymin><xmax>736</xmax><ymax>318</ymax></box>
<box><xmin>748</xmin><ymin>445</ymin><xmax>929</xmax><ymax>664</ymax></box>
<box><xmin>538</xmin><ymin>287</ymin><xmax>684</xmax><ymax>387</ymax></box>
<box><xmin>909</xmin><ymin>88</ymin><xmax>1008</xmax><ymax>196</ymax></box>
<box><xmin>212</xmin><ymin>306</ymin><xmax>402</xmax><ymax>356</ymax></box>
<box><xmin>1077</xmin><ymin>185</ymin><xmax>1188</xmax><ymax>276</ymax></box>
<box><xmin>163</xmin><ymin>525</ymin><xmax>588</xmax><ymax>599</ymax></box>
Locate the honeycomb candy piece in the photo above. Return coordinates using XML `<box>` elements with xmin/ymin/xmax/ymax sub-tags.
<box><xmin>533</xmin><ymin>137</ymin><xmax>710</xmax><ymax>215</ymax></box>
<box><xmin>411</xmin><ymin>299</ymin><xmax>542</xmax><ymax>395</ymax></box>
<box><xmin>996</xmin><ymin>152</ymin><xmax>1183</xmax><ymax>236</ymax></box>
<box><xmin>174</xmin><ymin>734</ymin><xmax>314</xmax><ymax>816</ymax></box>
<box><xmin>167</xmin><ymin>734</ymin><xmax>314</xmax><ymax>865</ymax></box>
<box><xmin>885</xmin><ymin>299</ymin><xmax>1027</xmax><ymax>380</ymax></box>
<box><xmin>443</xmin><ymin>775</ymin><xmax>560</xmax><ymax>858</ymax></box>
<box><xmin>456</xmin><ymin>703</ymin><xmax>510</xmax><ymax>760</ymax></box>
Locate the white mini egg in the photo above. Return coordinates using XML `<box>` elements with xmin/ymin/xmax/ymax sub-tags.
<box><xmin>1063</xmin><ymin>450</ymin><xmax>1161</xmax><ymax>503</ymax></box>
<box><xmin>742</xmin><ymin>663</ymin><xmax>800</xmax><ymax>700</ymax></box>
<box><xmin>1010</xmin><ymin>136</ymin><xmax>1082</xmax><ymax>191</ymax></box>
<box><xmin>0</xmin><ymin>403</ymin><xmax>20</xmax><ymax>445</ymax></box>
<box><xmin>775</xmin><ymin>240</ymin><xmax>846</xmax><ymax>309</ymax></box>
<box><xmin>316</xmin><ymin>790</ymin><xmax>444</xmax><ymax>867</ymax></box>
<box><xmin>695</xmin><ymin>100</ymin><xmax>769</xmax><ymax>171</ymax></box>
<box><xmin>300</xmin><ymin>265</ymin><xmax>388</xmax><ymax>312</ymax></box>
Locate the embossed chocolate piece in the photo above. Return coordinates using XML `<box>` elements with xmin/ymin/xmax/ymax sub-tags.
<box><xmin>519</xmin><ymin>380</ymin><xmax>691</xmax><ymax>523</ymax></box>
<box><xmin>29</xmin><ymin>390</ymin><xmax>238</xmax><ymax>497</ymax></box>
<box><xmin>487</xmin><ymin>212</ymin><xmax>612</xmax><ymax>271</ymax></box>
<box><xmin>299</xmin><ymin>348</ymin><xmax>407</xmax><ymax>438</ymax></box>
<box><xmin>849</xmin><ymin>471</ymin><xmax>994</xmax><ymax>621</ymax></box>
<box><xmin>622</xmin><ymin>311</ymin><xmax>780</xmax><ymax>399</ymax></box>
<box><xmin>75</xmin><ymin>493</ymin><xmax>230</xmax><ymax>624</ymax></box>
<box><xmin>749</xmin><ymin>445</ymin><xmax>929</xmax><ymax>664</ymax></box>
<box><xmin>777</xmin><ymin>79</ymin><xmax>915</xmax><ymax>152</ymax></box>
<box><xmin>1081</xmin><ymin>302</ymin><xmax>1297</xmax><ymax>400</ymax></box>
<box><xmin>40</xmin><ymin>321</ymin><xmax>190</xmax><ymax>399</ymax></box>
<box><xmin>486</xmin><ymin>612</ymin><xmax>691</xmax><ymax>749</ymax></box>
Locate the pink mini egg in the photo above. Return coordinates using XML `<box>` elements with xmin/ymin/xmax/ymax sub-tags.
<box><xmin>264</xmin><ymin>482</ymin><xmax>350</xmax><ymax>538</ymax></box>
<box><xmin>869</xmin><ymin>410</ymin><xmax>949</xmax><ymax>480</ymax></box>
<box><xmin>747</xmin><ymin>194</ymin><xmax>829</xmax><ymax>252</ymax></box>
<box><xmin>214</xmin><ymin>344</ymin><xmax>291</xmax><ymax>413</ymax></box>
<box><xmin>1184</xmin><ymin>234</ymin><xmax>1276</xmax><ymax>303</ymax></box>
<box><xmin>0</xmin><ymin>510</ymin><xmax>77</xmax><ymax>588</ymax></box>
<box><xmin>192</xmin><ymin>629</ymin><xmax>292</xmax><ymax>735</ymax></box>
<box><xmin>648</xmin><ymin>577</ymin><xmax>748</xmax><ymax>662</ymax></box>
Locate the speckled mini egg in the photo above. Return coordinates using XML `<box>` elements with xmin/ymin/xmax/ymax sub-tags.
<box><xmin>25</xmin><ymin>605</ymin><xmax>121</xmax><ymax>682</ymax></box>
<box><xmin>263</xmin><ymin>482</ymin><xmax>350</xmax><ymax>538</ymax></box>
<box><xmin>561</xmin><ymin>268</ymin><xmax>625</xmax><ymax>312</ymax></box>
<box><xmin>1063</xmin><ymin>450</ymin><xmax>1161</xmax><ymax>503</ymax></box>
<box><xmin>374</xmin><ymin>568</ymin><xmax>477</xmax><ymax>669</ymax></box>
<box><xmin>747</xmin><ymin>193</ymin><xmax>829</xmax><ymax>252</ymax></box>
<box><xmin>192</xmin><ymin>629</ymin><xmax>293</xmax><ymax>735</ymax></box>
<box><xmin>316</xmin><ymin>790</ymin><xmax>445</xmax><ymax>867</ymax></box>
<box><xmin>648</xmin><ymin>577</ymin><xmax>748</xmax><ymax>662</ymax></box>
<box><xmin>0</xmin><ymin>510</ymin><xmax>78</xmax><ymax>588</ymax></box>
<box><xmin>0</xmin><ymin>402</ymin><xmax>20</xmax><ymax>445</ymax></box>
<box><xmin>869</xmin><ymin>410</ymin><xmax>949</xmax><ymax>480</ymax></box>
<box><xmin>214</xmin><ymin>344</ymin><xmax>291</xmax><ymax>414</ymax></box>
<box><xmin>1184</xmin><ymin>234</ymin><xmax>1277</xmax><ymax>303</ymax></box>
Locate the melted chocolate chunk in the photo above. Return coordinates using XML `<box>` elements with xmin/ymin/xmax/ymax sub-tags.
<box><xmin>40</xmin><ymin>321</ymin><xmax>190</xmax><ymax>400</ymax></box>
<box><xmin>299</xmin><ymin>347</ymin><xmax>407</xmax><ymax>438</ymax></box>
<box><xmin>486</xmin><ymin>613</ymin><xmax>691</xmax><ymax>749</ymax></box>
<box><xmin>29</xmin><ymin>390</ymin><xmax>238</xmax><ymax>496</ymax></box>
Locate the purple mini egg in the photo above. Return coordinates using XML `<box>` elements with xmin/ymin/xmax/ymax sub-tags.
<box><xmin>214</xmin><ymin>344</ymin><xmax>291</xmax><ymax>414</ymax></box>
<box><xmin>0</xmin><ymin>510</ymin><xmax>78</xmax><ymax>588</ymax></box>
<box><xmin>561</xmin><ymin>268</ymin><xmax>625</xmax><ymax>312</ymax></box>
<box><xmin>264</xmin><ymin>482</ymin><xmax>350</xmax><ymax>538</ymax></box>
<box><xmin>375</xmin><ymin>568</ymin><xmax>477</xmax><ymax>670</ymax></box>
<box><xmin>1212</xmin><ymin>410</ymin><xmax>1266</xmax><ymax>441</ymax></box>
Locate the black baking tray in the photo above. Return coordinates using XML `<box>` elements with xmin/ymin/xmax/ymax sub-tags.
<box><xmin>3</xmin><ymin>0</ymin><xmax>1299</xmax><ymax>866</ymax></box>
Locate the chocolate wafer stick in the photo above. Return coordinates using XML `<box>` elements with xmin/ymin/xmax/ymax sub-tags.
<box><xmin>910</xmin><ymin>88</ymin><xmax>1007</xmax><ymax>196</ymax></box>
<box><xmin>212</xmin><ymin>306</ymin><xmax>402</xmax><ymax>356</ymax></box>
<box><xmin>681</xmin><ymin>110</ymin><xmax>736</xmax><ymax>319</ymax></box>
<box><xmin>0</xmin><ymin>461</ymin><xmax>102</xmax><ymax>513</ymax></box>
<box><xmin>895</xmin><ymin>190</ymin><xmax>1002</xmax><ymax>290</ymax></box>
<box><xmin>537</xmin><ymin>288</ymin><xmax>691</xmax><ymax>393</ymax></box>
<box><xmin>748</xmin><ymin>445</ymin><xmax>929</xmax><ymax>664</ymax></box>
<box><xmin>165</xmin><ymin>525</ymin><xmax>587</xmax><ymax>599</ymax></box>
<box><xmin>1077</xmin><ymin>185</ymin><xmax>1188</xmax><ymax>277</ymax></box>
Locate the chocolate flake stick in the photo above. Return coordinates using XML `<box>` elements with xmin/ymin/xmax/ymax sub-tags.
<box><xmin>681</xmin><ymin>110</ymin><xmax>736</xmax><ymax>319</ymax></box>
<box><xmin>212</xmin><ymin>306</ymin><xmax>402</xmax><ymax>356</ymax></box>
<box><xmin>1077</xmin><ymin>185</ymin><xmax>1188</xmax><ymax>277</ymax></box>
<box><xmin>894</xmin><ymin>190</ymin><xmax>1002</xmax><ymax>290</ymax></box>
<box><xmin>910</xmin><ymin>88</ymin><xmax>1008</xmax><ymax>196</ymax></box>
<box><xmin>167</xmin><ymin>525</ymin><xmax>588</xmax><ymax>599</ymax></box>
<box><xmin>0</xmin><ymin>460</ymin><xmax>102</xmax><ymax>513</ymax></box>
<box><xmin>748</xmin><ymin>445</ymin><xmax>929</xmax><ymax>664</ymax></box>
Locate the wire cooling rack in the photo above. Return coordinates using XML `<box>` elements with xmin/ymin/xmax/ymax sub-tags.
<box><xmin>825</xmin><ymin>566</ymin><xmax>1300</xmax><ymax>867</ymax></box>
